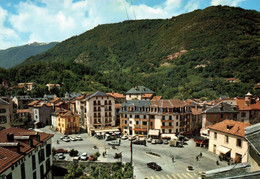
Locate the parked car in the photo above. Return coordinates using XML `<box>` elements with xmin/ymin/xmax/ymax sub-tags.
<box><xmin>57</xmin><ymin>153</ymin><xmax>65</xmax><ymax>159</ymax></box>
<box><xmin>56</xmin><ymin>148</ymin><xmax>68</xmax><ymax>153</ymax></box>
<box><xmin>88</xmin><ymin>154</ymin><xmax>94</xmax><ymax>161</ymax></box>
<box><xmin>106</xmin><ymin>135</ymin><xmax>117</xmax><ymax>141</ymax></box>
<box><xmin>73</xmin><ymin>156</ymin><xmax>80</xmax><ymax>161</ymax></box>
<box><xmin>147</xmin><ymin>162</ymin><xmax>162</xmax><ymax>171</ymax></box>
<box><xmin>108</xmin><ymin>140</ymin><xmax>121</xmax><ymax>146</ymax></box>
<box><xmin>76</xmin><ymin>136</ymin><xmax>83</xmax><ymax>141</ymax></box>
<box><xmin>147</xmin><ymin>137</ymin><xmax>152</xmax><ymax>143</ymax></box>
<box><xmin>63</xmin><ymin>137</ymin><xmax>70</xmax><ymax>142</ymax></box>
<box><xmin>151</xmin><ymin>139</ymin><xmax>156</xmax><ymax>144</ymax></box>
<box><xmin>163</xmin><ymin>139</ymin><xmax>169</xmax><ymax>145</ymax></box>
<box><xmin>157</xmin><ymin>139</ymin><xmax>163</xmax><ymax>144</ymax></box>
<box><xmin>121</xmin><ymin>135</ymin><xmax>128</xmax><ymax>140</ymax></box>
<box><xmin>70</xmin><ymin>137</ymin><xmax>77</xmax><ymax>141</ymax></box>
<box><xmin>132</xmin><ymin>139</ymin><xmax>146</xmax><ymax>146</ymax></box>
<box><xmin>80</xmin><ymin>153</ymin><xmax>88</xmax><ymax>160</ymax></box>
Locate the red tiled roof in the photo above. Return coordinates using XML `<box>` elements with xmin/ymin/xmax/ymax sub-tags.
<box><xmin>49</xmin><ymin>97</ymin><xmax>61</xmax><ymax>103</ymax></box>
<box><xmin>208</xmin><ymin>120</ymin><xmax>250</xmax><ymax>137</ymax></box>
<box><xmin>236</xmin><ymin>99</ymin><xmax>260</xmax><ymax>111</ymax></box>
<box><xmin>28</xmin><ymin>100</ymin><xmax>39</xmax><ymax>106</ymax></box>
<box><xmin>17</xmin><ymin>109</ymin><xmax>30</xmax><ymax>113</ymax></box>
<box><xmin>0</xmin><ymin>146</ymin><xmax>23</xmax><ymax>173</ymax></box>
<box><xmin>0</xmin><ymin>127</ymin><xmax>53</xmax><ymax>173</ymax></box>
<box><xmin>115</xmin><ymin>104</ymin><xmax>121</xmax><ymax>109</ymax></box>
<box><xmin>59</xmin><ymin>111</ymin><xmax>79</xmax><ymax>117</ymax></box>
<box><xmin>107</xmin><ymin>93</ymin><xmax>125</xmax><ymax>99</ymax></box>
<box><xmin>191</xmin><ymin>108</ymin><xmax>202</xmax><ymax>115</ymax></box>
<box><xmin>152</xmin><ymin>96</ymin><xmax>162</xmax><ymax>100</ymax></box>
<box><xmin>141</xmin><ymin>94</ymin><xmax>153</xmax><ymax>98</ymax></box>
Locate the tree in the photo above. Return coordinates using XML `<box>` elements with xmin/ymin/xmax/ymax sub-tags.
<box><xmin>65</xmin><ymin>163</ymin><xmax>85</xmax><ymax>179</ymax></box>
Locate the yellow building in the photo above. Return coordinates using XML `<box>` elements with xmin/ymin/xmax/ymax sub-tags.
<box><xmin>57</xmin><ymin>111</ymin><xmax>80</xmax><ymax>134</ymax></box>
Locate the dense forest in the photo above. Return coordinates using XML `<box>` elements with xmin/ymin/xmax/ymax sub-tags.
<box><xmin>1</xmin><ymin>6</ymin><xmax>260</xmax><ymax>99</ymax></box>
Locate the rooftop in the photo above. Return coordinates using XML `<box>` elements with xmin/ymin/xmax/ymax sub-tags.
<box><xmin>107</xmin><ymin>92</ymin><xmax>125</xmax><ymax>99</ymax></box>
<box><xmin>245</xmin><ymin>123</ymin><xmax>260</xmax><ymax>155</ymax></box>
<box><xmin>208</xmin><ymin>120</ymin><xmax>250</xmax><ymax>138</ymax></box>
<box><xmin>126</xmin><ymin>86</ymin><xmax>154</xmax><ymax>95</ymax></box>
<box><xmin>203</xmin><ymin>102</ymin><xmax>238</xmax><ymax>113</ymax></box>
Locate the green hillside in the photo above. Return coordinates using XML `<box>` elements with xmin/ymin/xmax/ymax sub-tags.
<box><xmin>7</xmin><ymin>6</ymin><xmax>260</xmax><ymax>99</ymax></box>
<box><xmin>0</xmin><ymin>42</ymin><xmax>58</xmax><ymax>69</ymax></box>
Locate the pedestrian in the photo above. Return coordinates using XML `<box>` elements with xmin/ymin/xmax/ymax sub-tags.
<box><xmin>216</xmin><ymin>160</ymin><xmax>219</xmax><ymax>165</ymax></box>
<box><xmin>172</xmin><ymin>156</ymin><xmax>175</xmax><ymax>162</ymax></box>
<box><xmin>200</xmin><ymin>152</ymin><xmax>202</xmax><ymax>157</ymax></box>
<box><xmin>196</xmin><ymin>156</ymin><xmax>199</xmax><ymax>161</ymax></box>
<box><xmin>102</xmin><ymin>152</ymin><xmax>105</xmax><ymax>158</ymax></box>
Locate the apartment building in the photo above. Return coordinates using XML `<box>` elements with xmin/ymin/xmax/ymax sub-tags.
<box><xmin>56</xmin><ymin>111</ymin><xmax>80</xmax><ymax>134</ymax></box>
<box><xmin>0</xmin><ymin>127</ymin><xmax>53</xmax><ymax>179</ymax></box>
<box><xmin>75</xmin><ymin>91</ymin><xmax>116</xmax><ymax>134</ymax></box>
<box><xmin>0</xmin><ymin>98</ymin><xmax>13</xmax><ymax>130</ymax></box>
<box><xmin>120</xmin><ymin>99</ymin><xmax>192</xmax><ymax>136</ymax></box>
<box><xmin>208</xmin><ymin>120</ymin><xmax>250</xmax><ymax>163</ymax></box>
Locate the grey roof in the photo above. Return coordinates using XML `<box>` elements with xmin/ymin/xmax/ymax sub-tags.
<box><xmin>202</xmin><ymin>102</ymin><xmax>238</xmax><ymax>113</ymax></box>
<box><xmin>86</xmin><ymin>91</ymin><xmax>111</xmax><ymax>100</ymax></box>
<box><xmin>245</xmin><ymin>123</ymin><xmax>260</xmax><ymax>155</ymax></box>
<box><xmin>14</xmin><ymin>95</ymin><xmax>32</xmax><ymax>100</ymax></box>
<box><xmin>126</xmin><ymin>86</ymin><xmax>154</xmax><ymax>94</ymax></box>
<box><xmin>203</xmin><ymin>162</ymin><xmax>250</xmax><ymax>179</ymax></box>
<box><xmin>121</xmin><ymin>100</ymin><xmax>151</xmax><ymax>107</ymax></box>
<box><xmin>0</xmin><ymin>98</ymin><xmax>9</xmax><ymax>105</ymax></box>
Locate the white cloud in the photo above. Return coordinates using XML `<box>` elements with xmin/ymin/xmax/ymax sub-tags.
<box><xmin>211</xmin><ymin>0</ymin><xmax>246</xmax><ymax>6</ymax></box>
<box><xmin>1</xmin><ymin>0</ymin><xmax>203</xmax><ymax>49</ymax></box>
<box><xmin>0</xmin><ymin>6</ymin><xmax>22</xmax><ymax>49</ymax></box>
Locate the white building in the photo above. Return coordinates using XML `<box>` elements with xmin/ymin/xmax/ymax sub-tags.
<box><xmin>0</xmin><ymin>127</ymin><xmax>53</xmax><ymax>179</ymax></box>
<box><xmin>75</xmin><ymin>91</ymin><xmax>116</xmax><ymax>134</ymax></box>
<box><xmin>208</xmin><ymin>120</ymin><xmax>250</xmax><ymax>163</ymax></box>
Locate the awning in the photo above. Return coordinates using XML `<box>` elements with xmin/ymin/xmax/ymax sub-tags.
<box><xmin>217</xmin><ymin>146</ymin><xmax>231</xmax><ymax>154</ymax></box>
<box><xmin>148</xmin><ymin>129</ymin><xmax>160</xmax><ymax>136</ymax></box>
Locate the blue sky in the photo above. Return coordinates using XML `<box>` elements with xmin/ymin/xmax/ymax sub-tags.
<box><xmin>0</xmin><ymin>0</ymin><xmax>259</xmax><ymax>50</ymax></box>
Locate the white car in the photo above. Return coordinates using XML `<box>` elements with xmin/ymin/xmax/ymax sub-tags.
<box><xmin>70</xmin><ymin>137</ymin><xmax>77</xmax><ymax>141</ymax></box>
<box><xmin>121</xmin><ymin>135</ymin><xmax>128</xmax><ymax>140</ymax></box>
<box><xmin>57</xmin><ymin>153</ymin><xmax>65</xmax><ymax>159</ymax></box>
<box><xmin>63</xmin><ymin>138</ymin><xmax>70</xmax><ymax>142</ymax></box>
<box><xmin>76</xmin><ymin>136</ymin><xmax>83</xmax><ymax>141</ymax></box>
<box><xmin>151</xmin><ymin>139</ymin><xmax>156</xmax><ymax>144</ymax></box>
<box><xmin>81</xmin><ymin>153</ymin><xmax>88</xmax><ymax>160</ymax></box>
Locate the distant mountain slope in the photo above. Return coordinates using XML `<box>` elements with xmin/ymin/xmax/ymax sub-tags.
<box><xmin>12</xmin><ymin>6</ymin><xmax>260</xmax><ymax>98</ymax></box>
<box><xmin>0</xmin><ymin>42</ymin><xmax>58</xmax><ymax>68</ymax></box>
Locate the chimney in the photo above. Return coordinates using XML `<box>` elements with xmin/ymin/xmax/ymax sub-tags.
<box><xmin>7</xmin><ymin>133</ymin><xmax>14</xmax><ymax>142</ymax></box>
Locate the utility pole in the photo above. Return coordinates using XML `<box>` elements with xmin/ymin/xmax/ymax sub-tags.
<box><xmin>130</xmin><ymin>139</ymin><xmax>133</xmax><ymax>165</ymax></box>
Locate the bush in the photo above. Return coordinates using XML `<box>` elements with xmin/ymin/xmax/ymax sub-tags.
<box><xmin>69</xmin><ymin>149</ymin><xmax>79</xmax><ymax>157</ymax></box>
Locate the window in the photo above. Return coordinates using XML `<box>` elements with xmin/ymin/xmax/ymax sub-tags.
<box><xmin>46</xmin><ymin>158</ymin><xmax>51</xmax><ymax>172</ymax></box>
<box><xmin>124</xmin><ymin>120</ymin><xmax>127</xmax><ymax>124</ymax></box>
<box><xmin>169</xmin><ymin>129</ymin><xmax>172</xmax><ymax>133</ymax></box>
<box><xmin>176</xmin><ymin>122</ymin><xmax>178</xmax><ymax>126</ymax></box>
<box><xmin>143</xmin><ymin>115</ymin><xmax>146</xmax><ymax>119</ymax></box>
<box><xmin>38</xmin><ymin>148</ymin><xmax>45</xmax><ymax>164</ymax></box>
<box><xmin>46</xmin><ymin>144</ymin><xmax>51</xmax><ymax>157</ymax></box>
<box><xmin>220</xmin><ymin>114</ymin><xmax>224</xmax><ymax>118</ymax></box>
<box><xmin>176</xmin><ymin>115</ymin><xmax>179</xmax><ymax>120</ymax></box>
<box><xmin>162</xmin><ymin>122</ymin><xmax>165</xmax><ymax>126</ymax></box>
<box><xmin>162</xmin><ymin>129</ymin><xmax>165</xmax><ymax>133</ymax></box>
<box><xmin>225</xmin><ymin>135</ymin><xmax>229</xmax><ymax>143</ymax></box>
<box><xmin>235</xmin><ymin>153</ymin><xmax>242</xmax><ymax>163</ymax></box>
<box><xmin>241</xmin><ymin>112</ymin><xmax>246</xmax><ymax>117</ymax></box>
<box><xmin>32</xmin><ymin>155</ymin><xmax>36</xmax><ymax>170</ymax></box>
<box><xmin>150</xmin><ymin>122</ymin><xmax>153</xmax><ymax>127</ymax></box>
<box><xmin>6</xmin><ymin>173</ymin><xmax>12</xmax><ymax>179</ymax></box>
<box><xmin>214</xmin><ymin>132</ymin><xmax>217</xmax><ymax>139</ymax></box>
<box><xmin>150</xmin><ymin>115</ymin><xmax>155</xmax><ymax>119</ymax></box>
<box><xmin>162</xmin><ymin>116</ymin><xmax>165</xmax><ymax>120</ymax></box>
<box><xmin>169</xmin><ymin>116</ymin><xmax>172</xmax><ymax>120</ymax></box>
<box><xmin>33</xmin><ymin>171</ymin><xmax>37</xmax><ymax>179</ymax></box>
<box><xmin>143</xmin><ymin>121</ymin><xmax>147</xmax><ymax>125</ymax></box>
<box><xmin>40</xmin><ymin>164</ymin><xmax>44</xmax><ymax>179</ymax></box>
<box><xmin>169</xmin><ymin>122</ymin><xmax>172</xmax><ymax>126</ymax></box>
<box><xmin>237</xmin><ymin>138</ymin><xmax>242</xmax><ymax>147</ymax></box>
<box><xmin>21</xmin><ymin>163</ymin><xmax>26</xmax><ymax>179</ymax></box>
<box><xmin>0</xmin><ymin>108</ymin><xmax>6</xmax><ymax>113</ymax></box>
<box><xmin>136</xmin><ymin>121</ymin><xmax>139</xmax><ymax>125</ymax></box>
<box><xmin>136</xmin><ymin>115</ymin><xmax>139</xmax><ymax>119</ymax></box>
<box><xmin>0</xmin><ymin>116</ymin><xmax>7</xmax><ymax>123</ymax></box>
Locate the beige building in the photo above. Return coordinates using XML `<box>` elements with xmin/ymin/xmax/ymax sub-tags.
<box><xmin>125</xmin><ymin>86</ymin><xmax>155</xmax><ymax>100</ymax></box>
<box><xmin>18</xmin><ymin>82</ymin><xmax>35</xmax><ymax>91</ymax></box>
<box><xmin>75</xmin><ymin>91</ymin><xmax>116</xmax><ymax>134</ymax></box>
<box><xmin>208</xmin><ymin>120</ymin><xmax>250</xmax><ymax>163</ymax></box>
<box><xmin>0</xmin><ymin>98</ymin><xmax>13</xmax><ymax>129</ymax></box>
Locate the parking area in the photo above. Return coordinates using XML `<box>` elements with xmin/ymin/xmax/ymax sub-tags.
<box><xmin>36</xmin><ymin>126</ymin><xmax>228</xmax><ymax>179</ymax></box>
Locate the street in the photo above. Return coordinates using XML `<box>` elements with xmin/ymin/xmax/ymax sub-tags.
<box><xmin>36</xmin><ymin>126</ymin><xmax>228</xmax><ymax>179</ymax></box>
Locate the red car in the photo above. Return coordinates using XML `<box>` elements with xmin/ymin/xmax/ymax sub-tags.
<box><xmin>56</xmin><ymin>148</ymin><xmax>68</xmax><ymax>153</ymax></box>
<box><xmin>88</xmin><ymin>154</ymin><xmax>94</xmax><ymax>161</ymax></box>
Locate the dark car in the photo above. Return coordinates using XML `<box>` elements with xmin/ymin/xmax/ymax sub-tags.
<box><xmin>56</xmin><ymin>148</ymin><xmax>68</xmax><ymax>153</ymax></box>
<box><xmin>147</xmin><ymin>162</ymin><xmax>162</xmax><ymax>171</ymax></box>
<box><xmin>157</xmin><ymin>139</ymin><xmax>163</xmax><ymax>144</ymax></box>
<box><xmin>132</xmin><ymin>140</ymin><xmax>146</xmax><ymax>146</ymax></box>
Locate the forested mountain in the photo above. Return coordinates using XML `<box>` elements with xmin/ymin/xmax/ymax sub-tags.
<box><xmin>2</xmin><ymin>6</ymin><xmax>260</xmax><ymax>99</ymax></box>
<box><xmin>0</xmin><ymin>42</ymin><xmax>58</xmax><ymax>68</ymax></box>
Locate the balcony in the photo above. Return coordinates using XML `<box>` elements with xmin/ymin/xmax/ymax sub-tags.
<box><xmin>161</xmin><ymin>120</ymin><xmax>173</xmax><ymax>122</ymax></box>
<box><xmin>161</xmin><ymin>126</ymin><xmax>174</xmax><ymax>129</ymax></box>
<box><xmin>134</xmin><ymin>124</ymin><xmax>147</xmax><ymax>128</ymax></box>
<box><xmin>122</xmin><ymin>123</ymin><xmax>128</xmax><ymax>127</ymax></box>
<box><xmin>133</xmin><ymin>128</ymin><xmax>147</xmax><ymax>132</ymax></box>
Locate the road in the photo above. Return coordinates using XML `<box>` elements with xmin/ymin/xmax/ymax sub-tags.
<box><xmin>36</xmin><ymin>126</ymin><xmax>228</xmax><ymax>179</ymax></box>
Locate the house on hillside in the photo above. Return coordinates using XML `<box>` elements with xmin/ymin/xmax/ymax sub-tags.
<box><xmin>126</xmin><ymin>86</ymin><xmax>155</xmax><ymax>100</ymax></box>
<box><xmin>18</xmin><ymin>82</ymin><xmax>35</xmax><ymax>91</ymax></box>
<box><xmin>46</xmin><ymin>84</ymin><xmax>60</xmax><ymax>92</ymax></box>
<box><xmin>208</xmin><ymin>120</ymin><xmax>250</xmax><ymax>163</ymax></box>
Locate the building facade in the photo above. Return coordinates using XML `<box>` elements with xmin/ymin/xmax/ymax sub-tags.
<box><xmin>208</xmin><ymin>120</ymin><xmax>250</xmax><ymax>163</ymax></box>
<box><xmin>0</xmin><ymin>98</ymin><xmax>13</xmax><ymax>130</ymax></box>
<box><xmin>56</xmin><ymin>111</ymin><xmax>80</xmax><ymax>134</ymax></box>
<box><xmin>0</xmin><ymin>127</ymin><xmax>53</xmax><ymax>179</ymax></box>
<box><xmin>125</xmin><ymin>86</ymin><xmax>155</xmax><ymax>100</ymax></box>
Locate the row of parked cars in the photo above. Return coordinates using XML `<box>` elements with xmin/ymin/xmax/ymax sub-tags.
<box><xmin>56</xmin><ymin>149</ymin><xmax>95</xmax><ymax>161</ymax></box>
<box><xmin>60</xmin><ymin>135</ymin><xmax>83</xmax><ymax>142</ymax></box>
